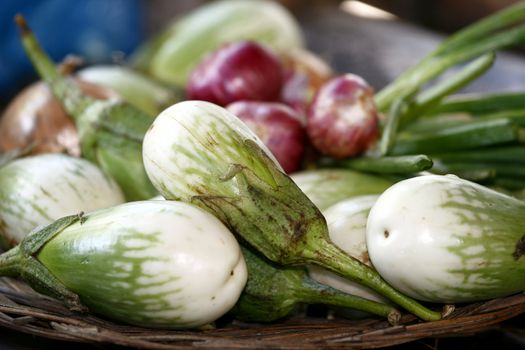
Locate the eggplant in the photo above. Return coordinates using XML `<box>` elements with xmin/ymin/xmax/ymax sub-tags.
<box><xmin>0</xmin><ymin>201</ymin><xmax>247</xmax><ymax>328</ymax></box>
<box><xmin>16</xmin><ymin>16</ymin><xmax>157</xmax><ymax>201</ymax></box>
<box><xmin>232</xmin><ymin>246</ymin><xmax>400</xmax><ymax>324</ymax></box>
<box><xmin>0</xmin><ymin>153</ymin><xmax>124</xmax><ymax>248</ymax></box>
<box><xmin>308</xmin><ymin>195</ymin><xmax>388</xmax><ymax>305</ymax></box>
<box><xmin>367</xmin><ymin>174</ymin><xmax>525</xmax><ymax>303</ymax></box>
<box><xmin>290</xmin><ymin>169</ymin><xmax>393</xmax><ymax>211</ymax></box>
<box><xmin>142</xmin><ymin>100</ymin><xmax>442</xmax><ymax>321</ymax></box>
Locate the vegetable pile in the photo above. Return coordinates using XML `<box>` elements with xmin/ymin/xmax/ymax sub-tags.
<box><xmin>1</xmin><ymin>0</ymin><xmax>525</xmax><ymax>333</ymax></box>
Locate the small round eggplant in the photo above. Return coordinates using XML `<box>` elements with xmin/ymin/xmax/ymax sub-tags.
<box><xmin>307</xmin><ymin>74</ymin><xmax>379</xmax><ymax>159</ymax></box>
<box><xmin>226</xmin><ymin>101</ymin><xmax>306</xmax><ymax>173</ymax></box>
<box><xmin>186</xmin><ymin>41</ymin><xmax>284</xmax><ymax>106</ymax></box>
<box><xmin>0</xmin><ymin>153</ymin><xmax>124</xmax><ymax>248</ymax></box>
<box><xmin>367</xmin><ymin>174</ymin><xmax>525</xmax><ymax>303</ymax></box>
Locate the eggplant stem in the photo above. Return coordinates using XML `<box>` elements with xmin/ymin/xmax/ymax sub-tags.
<box><xmin>303</xmin><ymin>239</ymin><xmax>442</xmax><ymax>321</ymax></box>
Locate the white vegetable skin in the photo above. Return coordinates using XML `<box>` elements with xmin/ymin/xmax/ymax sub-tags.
<box><xmin>308</xmin><ymin>195</ymin><xmax>388</xmax><ymax>303</ymax></box>
<box><xmin>39</xmin><ymin>200</ymin><xmax>248</xmax><ymax>328</ymax></box>
<box><xmin>142</xmin><ymin>100</ymin><xmax>281</xmax><ymax>201</ymax></box>
<box><xmin>0</xmin><ymin>153</ymin><xmax>125</xmax><ymax>246</ymax></box>
<box><xmin>366</xmin><ymin>174</ymin><xmax>525</xmax><ymax>302</ymax></box>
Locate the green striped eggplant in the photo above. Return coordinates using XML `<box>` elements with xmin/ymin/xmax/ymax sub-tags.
<box><xmin>0</xmin><ymin>201</ymin><xmax>247</xmax><ymax>328</ymax></box>
<box><xmin>232</xmin><ymin>246</ymin><xmax>400</xmax><ymax>324</ymax></box>
<box><xmin>367</xmin><ymin>174</ymin><xmax>525</xmax><ymax>303</ymax></box>
<box><xmin>77</xmin><ymin>65</ymin><xmax>180</xmax><ymax>116</ymax></box>
<box><xmin>0</xmin><ymin>153</ymin><xmax>124</xmax><ymax>248</ymax></box>
<box><xmin>308</xmin><ymin>195</ymin><xmax>388</xmax><ymax>305</ymax></box>
<box><xmin>290</xmin><ymin>169</ymin><xmax>393</xmax><ymax>211</ymax></box>
<box><xmin>16</xmin><ymin>16</ymin><xmax>157</xmax><ymax>201</ymax></box>
<box><xmin>136</xmin><ymin>0</ymin><xmax>304</xmax><ymax>86</ymax></box>
<box><xmin>142</xmin><ymin>100</ymin><xmax>442</xmax><ymax>321</ymax></box>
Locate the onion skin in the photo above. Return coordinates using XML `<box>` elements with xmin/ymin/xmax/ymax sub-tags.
<box><xmin>281</xmin><ymin>48</ymin><xmax>333</xmax><ymax>115</ymax></box>
<box><xmin>307</xmin><ymin>74</ymin><xmax>379</xmax><ymax>159</ymax></box>
<box><xmin>0</xmin><ymin>80</ymin><xmax>116</xmax><ymax>157</ymax></box>
<box><xmin>186</xmin><ymin>41</ymin><xmax>284</xmax><ymax>106</ymax></box>
<box><xmin>226</xmin><ymin>101</ymin><xmax>306</xmax><ymax>173</ymax></box>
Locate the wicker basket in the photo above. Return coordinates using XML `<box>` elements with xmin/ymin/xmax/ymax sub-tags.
<box><xmin>1</xmin><ymin>276</ymin><xmax>524</xmax><ymax>349</ymax></box>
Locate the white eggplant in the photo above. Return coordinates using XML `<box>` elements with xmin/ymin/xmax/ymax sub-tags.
<box><xmin>308</xmin><ymin>195</ymin><xmax>388</xmax><ymax>304</ymax></box>
<box><xmin>142</xmin><ymin>100</ymin><xmax>442</xmax><ymax>321</ymax></box>
<box><xmin>0</xmin><ymin>153</ymin><xmax>124</xmax><ymax>248</ymax></box>
<box><xmin>0</xmin><ymin>200</ymin><xmax>247</xmax><ymax>328</ymax></box>
<box><xmin>367</xmin><ymin>174</ymin><xmax>525</xmax><ymax>303</ymax></box>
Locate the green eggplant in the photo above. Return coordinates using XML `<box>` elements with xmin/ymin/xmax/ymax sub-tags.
<box><xmin>367</xmin><ymin>174</ymin><xmax>525</xmax><ymax>303</ymax></box>
<box><xmin>142</xmin><ymin>100</ymin><xmax>442</xmax><ymax>321</ymax></box>
<box><xmin>290</xmin><ymin>169</ymin><xmax>393</xmax><ymax>211</ymax></box>
<box><xmin>16</xmin><ymin>16</ymin><xmax>157</xmax><ymax>201</ymax></box>
<box><xmin>0</xmin><ymin>201</ymin><xmax>247</xmax><ymax>328</ymax></box>
<box><xmin>77</xmin><ymin>65</ymin><xmax>180</xmax><ymax>116</ymax></box>
<box><xmin>0</xmin><ymin>153</ymin><xmax>124</xmax><ymax>248</ymax></box>
<box><xmin>232</xmin><ymin>246</ymin><xmax>400</xmax><ymax>324</ymax></box>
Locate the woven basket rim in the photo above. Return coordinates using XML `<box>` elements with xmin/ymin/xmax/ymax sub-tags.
<box><xmin>1</xmin><ymin>277</ymin><xmax>524</xmax><ymax>349</ymax></box>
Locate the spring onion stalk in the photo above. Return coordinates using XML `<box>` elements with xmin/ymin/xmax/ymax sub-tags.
<box><xmin>375</xmin><ymin>2</ymin><xmax>525</xmax><ymax>112</ymax></box>
<box><xmin>391</xmin><ymin>119</ymin><xmax>520</xmax><ymax>155</ymax></box>
<box><xmin>143</xmin><ymin>0</ymin><xmax>304</xmax><ymax>86</ymax></box>
<box><xmin>321</xmin><ymin>155</ymin><xmax>433</xmax><ymax>175</ymax></box>
<box><xmin>0</xmin><ymin>201</ymin><xmax>247</xmax><ymax>328</ymax></box>
<box><xmin>143</xmin><ymin>100</ymin><xmax>442</xmax><ymax>321</ymax></box>
<box><xmin>398</xmin><ymin>52</ymin><xmax>495</xmax><ymax>128</ymax></box>
<box><xmin>290</xmin><ymin>169</ymin><xmax>393</xmax><ymax>211</ymax></box>
<box><xmin>432</xmin><ymin>161</ymin><xmax>525</xmax><ymax>179</ymax></box>
<box><xmin>367</xmin><ymin>174</ymin><xmax>525</xmax><ymax>303</ymax></box>
<box><xmin>425</xmin><ymin>92</ymin><xmax>525</xmax><ymax>117</ymax></box>
<box><xmin>232</xmin><ymin>246</ymin><xmax>400</xmax><ymax>324</ymax></box>
<box><xmin>379</xmin><ymin>97</ymin><xmax>409</xmax><ymax>156</ymax></box>
<box><xmin>16</xmin><ymin>16</ymin><xmax>157</xmax><ymax>201</ymax></box>
<box><xmin>0</xmin><ymin>154</ymin><xmax>125</xmax><ymax>248</ymax></box>
<box><xmin>431</xmin><ymin>146</ymin><xmax>525</xmax><ymax>163</ymax></box>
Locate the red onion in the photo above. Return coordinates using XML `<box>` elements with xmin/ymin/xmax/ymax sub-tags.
<box><xmin>186</xmin><ymin>41</ymin><xmax>284</xmax><ymax>106</ymax></box>
<box><xmin>307</xmin><ymin>74</ymin><xmax>379</xmax><ymax>159</ymax></box>
<box><xmin>281</xmin><ymin>48</ymin><xmax>333</xmax><ymax>116</ymax></box>
<box><xmin>226</xmin><ymin>101</ymin><xmax>306</xmax><ymax>173</ymax></box>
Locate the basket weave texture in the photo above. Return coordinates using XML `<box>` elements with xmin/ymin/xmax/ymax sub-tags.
<box><xmin>1</xmin><ymin>276</ymin><xmax>524</xmax><ymax>349</ymax></box>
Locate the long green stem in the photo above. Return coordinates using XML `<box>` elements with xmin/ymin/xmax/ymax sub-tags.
<box><xmin>15</xmin><ymin>15</ymin><xmax>94</xmax><ymax>120</ymax></box>
<box><xmin>324</xmin><ymin>155</ymin><xmax>433</xmax><ymax>175</ymax></box>
<box><xmin>376</xmin><ymin>2</ymin><xmax>525</xmax><ymax>112</ymax></box>
<box><xmin>0</xmin><ymin>246</ymin><xmax>22</xmax><ymax>277</ymax></box>
<box><xmin>426</xmin><ymin>92</ymin><xmax>525</xmax><ymax>116</ymax></box>
<box><xmin>431</xmin><ymin>146</ymin><xmax>525</xmax><ymax>163</ymax></box>
<box><xmin>379</xmin><ymin>97</ymin><xmax>407</xmax><ymax>156</ymax></box>
<box><xmin>399</xmin><ymin>52</ymin><xmax>495</xmax><ymax>128</ymax></box>
<box><xmin>304</xmin><ymin>239</ymin><xmax>442</xmax><ymax>321</ymax></box>
<box><xmin>297</xmin><ymin>277</ymin><xmax>401</xmax><ymax>324</ymax></box>
<box><xmin>391</xmin><ymin>119</ymin><xmax>519</xmax><ymax>155</ymax></box>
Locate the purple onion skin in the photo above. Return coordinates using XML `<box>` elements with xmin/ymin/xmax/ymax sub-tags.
<box><xmin>226</xmin><ymin>101</ymin><xmax>307</xmax><ymax>174</ymax></box>
<box><xmin>186</xmin><ymin>41</ymin><xmax>285</xmax><ymax>106</ymax></box>
<box><xmin>307</xmin><ymin>74</ymin><xmax>379</xmax><ymax>159</ymax></box>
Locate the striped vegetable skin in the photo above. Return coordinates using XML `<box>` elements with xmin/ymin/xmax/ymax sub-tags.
<box><xmin>142</xmin><ymin>100</ymin><xmax>442</xmax><ymax>321</ymax></box>
<box><xmin>308</xmin><ymin>195</ymin><xmax>388</xmax><ymax>304</ymax></box>
<box><xmin>0</xmin><ymin>201</ymin><xmax>247</xmax><ymax>328</ymax></box>
<box><xmin>290</xmin><ymin>169</ymin><xmax>393</xmax><ymax>211</ymax></box>
<box><xmin>145</xmin><ymin>0</ymin><xmax>304</xmax><ymax>86</ymax></box>
<box><xmin>0</xmin><ymin>153</ymin><xmax>124</xmax><ymax>248</ymax></box>
<box><xmin>367</xmin><ymin>174</ymin><xmax>525</xmax><ymax>303</ymax></box>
